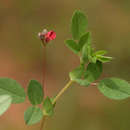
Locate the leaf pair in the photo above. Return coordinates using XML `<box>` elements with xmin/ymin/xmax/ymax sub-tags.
<box><xmin>65</xmin><ymin>10</ymin><xmax>90</xmax><ymax>56</ymax></box>
<box><xmin>24</xmin><ymin>80</ymin><xmax>44</xmax><ymax>125</ymax></box>
<box><xmin>66</xmin><ymin>10</ymin><xmax>93</xmax><ymax>65</ymax></box>
<box><xmin>24</xmin><ymin>80</ymin><xmax>54</xmax><ymax>125</ymax></box>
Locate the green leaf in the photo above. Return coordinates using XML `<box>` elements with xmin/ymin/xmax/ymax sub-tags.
<box><xmin>93</xmin><ymin>50</ymin><xmax>107</xmax><ymax>56</ymax></box>
<box><xmin>24</xmin><ymin>106</ymin><xmax>43</xmax><ymax>125</ymax></box>
<box><xmin>88</xmin><ymin>55</ymin><xmax>97</xmax><ymax>63</ymax></box>
<box><xmin>0</xmin><ymin>95</ymin><xmax>12</xmax><ymax>116</ymax></box>
<box><xmin>81</xmin><ymin>33</ymin><xmax>92</xmax><ymax>64</ymax></box>
<box><xmin>81</xmin><ymin>45</ymin><xmax>92</xmax><ymax>63</ymax></box>
<box><xmin>0</xmin><ymin>78</ymin><xmax>26</xmax><ymax>104</ymax></box>
<box><xmin>78</xmin><ymin>32</ymin><xmax>90</xmax><ymax>51</ymax></box>
<box><xmin>96</xmin><ymin>55</ymin><xmax>112</xmax><ymax>63</ymax></box>
<box><xmin>27</xmin><ymin>80</ymin><xmax>44</xmax><ymax>105</ymax></box>
<box><xmin>84</xmin><ymin>61</ymin><xmax>102</xmax><ymax>83</ymax></box>
<box><xmin>69</xmin><ymin>66</ymin><xmax>84</xmax><ymax>81</ymax></box>
<box><xmin>71</xmin><ymin>10</ymin><xmax>88</xmax><ymax>40</ymax></box>
<box><xmin>98</xmin><ymin>78</ymin><xmax>130</xmax><ymax>100</ymax></box>
<box><xmin>43</xmin><ymin>97</ymin><xmax>54</xmax><ymax>116</ymax></box>
<box><xmin>69</xmin><ymin>66</ymin><xmax>90</xmax><ymax>86</ymax></box>
<box><xmin>65</xmin><ymin>40</ymin><xmax>80</xmax><ymax>54</ymax></box>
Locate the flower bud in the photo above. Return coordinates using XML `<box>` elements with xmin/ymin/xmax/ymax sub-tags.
<box><xmin>38</xmin><ymin>29</ymin><xmax>56</xmax><ymax>46</ymax></box>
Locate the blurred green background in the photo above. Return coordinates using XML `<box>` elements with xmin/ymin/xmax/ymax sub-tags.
<box><xmin>1</xmin><ymin>0</ymin><xmax>130</xmax><ymax>130</ymax></box>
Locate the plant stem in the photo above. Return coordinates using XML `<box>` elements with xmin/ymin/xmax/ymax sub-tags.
<box><xmin>40</xmin><ymin>80</ymin><xmax>73</xmax><ymax>130</ymax></box>
<box><xmin>40</xmin><ymin>45</ymin><xmax>46</xmax><ymax>130</ymax></box>
<box><xmin>52</xmin><ymin>80</ymin><xmax>73</xmax><ymax>105</ymax></box>
<box><xmin>91</xmin><ymin>82</ymin><xmax>97</xmax><ymax>86</ymax></box>
<box><xmin>39</xmin><ymin>80</ymin><xmax>97</xmax><ymax>130</ymax></box>
<box><xmin>43</xmin><ymin>46</ymin><xmax>46</xmax><ymax>93</ymax></box>
<box><xmin>40</xmin><ymin>116</ymin><xmax>47</xmax><ymax>130</ymax></box>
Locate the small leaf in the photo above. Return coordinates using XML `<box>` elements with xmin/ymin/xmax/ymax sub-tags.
<box><xmin>93</xmin><ymin>50</ymin><xmax>107</xmax><ymax>56</ymax></box>
<box><xmin>0</xmin><ymin>95</ymin><xmax>12</xmax><ymax>116</ymax></box>
<box><xmin>69</xmin><ymin>66</ymin><xmax>84</xmax><ymax>81</ymax></box>
<box><xmin>84</xmin><ymin>61</ymin><xmax>102</xmax><ymax>83</ymax></box>
<box><xmin>27</xmin><ymin>80</ymin><xmax>44</xmax><ymax>105</ymax></box>
<box><xmin>0</xmin><ymin>78</ymin><xmax>26</xmax><ymax>103</ymax></box>
<box><xmin>65</xmin><ymin>40</ymin><xmax>80</xmax><ymax>54</ymax></box>
<box><xmin>78</xmin><ymin>32</ymin><xmax>90</xmax><ymax>51</ymax></box>
<box><xmin>96</xmin><ymin>55</ymin><xmax>112</xmax><ymax>63</ymax></box>
<box><xmin>81</xmin><ymin>33</ymin><xmax>92</xmax><ymax>64</ymax></box>
<box><xmin>69</xmin><ymin>66</ymin><xmax>90</xmax><ymax>86</ymax></box>
<box><xmin>98</xmin><ymin>78</ymin><xmax>130</xmax><ymax>100</ymax></box>
<box><xmin>43</xmin><ymin>97</ymin><xmax>54</xmax><ymax>116</ymax></box>
<box><xmin>24</xmin><ymin>106</ymin><xmax>43</xmax><ymax>125</ymax></box>
<box><xmin>71</xmin><ymin>10</ymin><xmax>88</xmax><ymax>40</ymax></box>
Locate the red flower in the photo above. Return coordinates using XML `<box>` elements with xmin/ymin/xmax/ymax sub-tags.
<box><xmin>38</xmin><ymin>29</ymin><xmax>56</xmax><ymax>45</ymax></box>
<box><xmin>44</xmin><ymin>31</ymin><xmax>56</xmax><ymax>43</ymax></box>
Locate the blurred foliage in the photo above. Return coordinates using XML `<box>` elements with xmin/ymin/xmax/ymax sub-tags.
<box><xmin>0</xmin><ymin>0</ymin><xmax>130</xmax><ymax>130</ymax></box>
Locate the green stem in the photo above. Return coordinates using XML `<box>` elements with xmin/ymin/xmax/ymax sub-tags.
<box><xmin>40</xmin><ymin>45</ymin><xmax>46</xmax><ymax>130</ymax></box>
<box><xmin>40</xmin><ymin>80</ymin><xmax>73</xmax><ymax>130</ymax></box>
<box><xmin>52</xmin><ymin>80</ymin><xmax>73</xmax><ymax>105</ymax></box>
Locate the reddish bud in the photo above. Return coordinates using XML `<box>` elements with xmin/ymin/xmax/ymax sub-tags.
<box><xmin>44</xmin><ymin>31</ymin><xmax>56</xmax><ymax>43</ymax></box>
<box><xmin>38</xmin><ymin>29</ymin><xmax>56</xmax><ymax>45</ymax></box>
